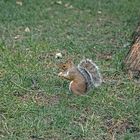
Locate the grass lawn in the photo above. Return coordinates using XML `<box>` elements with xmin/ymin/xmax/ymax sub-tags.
<box><xmin>0</xmin><ymin>0</ymin><xmax>140</xmax><ymax>139</ymax></box>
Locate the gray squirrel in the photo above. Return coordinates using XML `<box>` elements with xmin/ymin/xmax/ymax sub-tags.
<box><xmin>58</xmin><ymin>59</ymin><xmax>102</xmax><ymax>95</ymax></box>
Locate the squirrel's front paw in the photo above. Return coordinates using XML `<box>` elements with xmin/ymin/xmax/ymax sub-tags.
<box><xmin>58</xmin><ymin>72</ymin><xmax>63</xmax><ymax>76</ymax></box>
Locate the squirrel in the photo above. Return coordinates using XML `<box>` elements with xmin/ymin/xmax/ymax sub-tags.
<box><xmin>58</xmin><ymin>59</ymin><xmax>102</xmax><ymax>95</ymax></box>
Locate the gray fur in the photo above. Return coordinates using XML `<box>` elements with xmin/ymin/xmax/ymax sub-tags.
<box><xmin>78</xmin><ymin>59</ymin><xmax>102</xmax><ymax>90</ymax></box>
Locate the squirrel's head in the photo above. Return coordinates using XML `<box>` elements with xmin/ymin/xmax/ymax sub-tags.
<box><xmin>58</xmin><ymin>59</ymin><xmax>74</xmax><ymax>71</ymax></box>
<box><xmin>58</xmin><ymin>59</ymin><xmax>77</xmax><ymax>80</ymax></box>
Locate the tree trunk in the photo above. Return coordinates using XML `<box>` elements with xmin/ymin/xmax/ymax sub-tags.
<box><xmin>124</xmin><ymin>23</ymin><xmax>140</xmax><ymax>83</ymax></box>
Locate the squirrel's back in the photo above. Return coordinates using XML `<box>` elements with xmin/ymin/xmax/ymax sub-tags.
<box><xmin>78</xmin><ymin>59</ymin><xmax>102</xmax><ymax>89</ymax></box>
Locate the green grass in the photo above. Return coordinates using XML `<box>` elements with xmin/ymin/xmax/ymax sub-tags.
<box><xmin>0</xmin><ymin>0</ymin><xmax>140</xmax><ymax>139</ymax></box>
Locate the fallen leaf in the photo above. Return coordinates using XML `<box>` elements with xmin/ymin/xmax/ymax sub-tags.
<box><xmin>25</xmin><ymin>27</ymin><xmax>30</xmax><ymax>32</ymax></box>
<box><xmin>16</xmin><ymin>1</ymin><xmax>23</xmax><ymax>6</ymax></box>
<box><xmin>56</xmin><ymin>1</ymin><xmax>62</xmax><ymax>5</ymax></box>
<box><xmin>0</xmin><ymin>69</ymin><xmax>6</xmax><ymax>78</ymax></box>
<box><xmin>97</xmin><ymin>11</ymin><xmax>102</xmax><ymax>14</ymax></box>
<box><xmin>68</xmin><ymin>5</ymin><xmax>73</xmax><ymax>9</ymax></box>
<box><xmin>64</xmin><ymin>3</ymin><xmax>73</xmax><ymax>9</ymax></box>
<box><xmin>55</xmin><ymin>52</ymin><xmax>62</xmax><ymax>59</ymax></box>
<box><xmin>64</xmin><ymin>3</ymin><xmax>69</xmax><ymax>7</ymax></box>
<box><xmin>14</xmin><ymin>35</ymin><xmax>20</xmax><ymax>39</ymax></box>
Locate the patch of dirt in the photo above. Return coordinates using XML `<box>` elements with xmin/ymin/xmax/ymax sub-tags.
<box><xmin>34</xmin><ymin>92</ymin><xmax>60</xmax><ymax>106</ymax></box>
<box><xmin>13</xmin><ymin>91</ymin><xmax>32</xmax><ymax>102</ymax></box>
<box><xmin>14</xmin><ymin>91</ymin><xmax>60</xmax><ymax>106</ymax></box>
<box><xmin>97</xmin><ymin>52</ymin><xmax>113</xmax><ymax>61</ymax></box>
<box><xmin>104</xmin><ymin>118</ymin><xmax>140</xmax><ymax>135</ymax></box>
<box><xmin>72</xmin><ymin>107</ymin><xmax>94</xmax><ymax>125</ymax></box>
<box><xmin>68</xmin><ymin>103</ymin><xmax>80</xmax><ymax>110</ymax></box>
<box><xmin>30</xmin><ymin>135</ymin><xmax>45</xmax><ymax>140</ymax></box>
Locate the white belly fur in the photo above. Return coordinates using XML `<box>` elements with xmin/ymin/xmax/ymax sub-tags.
<box><xmin>69</xmin><ymin>81</ymin><xmax>73</xmax><ymax>92</ymax></box>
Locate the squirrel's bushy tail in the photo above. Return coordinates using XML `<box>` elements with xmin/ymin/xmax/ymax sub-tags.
<box><xmin>78</xmin><ymin>59</ymin><xmax>102</xmax><ymax>87</ymax></box>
